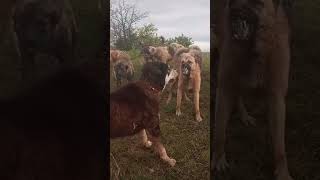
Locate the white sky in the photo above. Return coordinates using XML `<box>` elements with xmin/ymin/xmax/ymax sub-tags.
<box><xmin>125</xmin><ymin>0</ymin><xmax>210</xmax><ymax>52</ymax></box>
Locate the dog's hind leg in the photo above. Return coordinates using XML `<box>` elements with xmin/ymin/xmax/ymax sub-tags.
<box><xmin>194</xmin><ymin>75</ymin><xmax>202</xmax><ymax>122</ymax></box>
<box><xmin>166</xmin><ymin>90</ymin><xmax>173</xmax><ymax>105</ymax></box>
<box><xmin>238</xmin><ymin>97</ymin><xmax>256</xmax><ymax>126</ymax></box>
<box><xmin>139</xmin><ymin>129</ymin><xmax>152</xmax><ymax>148</ymax></box>
<box><xmin>184</xmin><ymin>92</ymin><xmax>191</xmax><ymax>102</ymax></box>
<box><xmin>267</xmin><ymin>92</ymin><xmax>292</xmax><ymax>180</ymax></box>
<box><xmin>176</xmin><ymin>76</ymin><xmax>184</xmax><ymax>116</ymax></box>
<box><xmin>213</xmin><ymin>87</ymin><xmax>236</xmax><ymax>172</ymax></box>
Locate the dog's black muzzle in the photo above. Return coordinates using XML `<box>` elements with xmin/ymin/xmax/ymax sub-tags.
<box><xmin>230</xmin><ymin>7</ymin><xmax>258</xmax><ymax>41</ymax></box>
<box><xmin>181</xmin><ymin>63</ymin><xmax>191</xmax><ymax>77</ymax></box>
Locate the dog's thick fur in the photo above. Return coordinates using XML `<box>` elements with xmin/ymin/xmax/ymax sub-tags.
<box><xmin>167</xmin><ymin>46</ymin><xmax>203</xmax><ymax>122</ymax></box>
<box><xmin>13</xmin><ymin>0</ymin><xmax>78</xmax><ymax>83</ymax></box>
<box><xmin>0</xmin><ymin>66</ymin><xmax>107</xmax><ymax>179</ymax></box>
<box><xmin>110</xmin><ymin>62</ymin><xmax>176</xmax><ymax>167</ymax></box>
<box><xmin>213</xmin><ymin>0</ymin><xmax>293</xmax><ymax>179</ymax></box>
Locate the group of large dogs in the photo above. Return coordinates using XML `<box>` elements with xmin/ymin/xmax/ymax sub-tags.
<box><xmin>110</xmin><ymin>42</ymin><xmax>204</xmax><ymax>166</ymax></box>
<box><xmin>1</xmin><ymin>0</ymin><xmax>296</xmax><ymax>179</ymax></box>
<box><xmin>111</xmin><ymin>0</ymin><xmax>296</xmax><ymax>180</ymax></box>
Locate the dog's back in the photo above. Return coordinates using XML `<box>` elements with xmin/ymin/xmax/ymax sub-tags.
<box><xmin>110</xmin><ymin>81</ymin><xmax>159</xmax><ymax>138</ymax></box>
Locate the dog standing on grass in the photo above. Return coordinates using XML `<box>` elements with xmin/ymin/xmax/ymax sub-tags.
<box><xmin>164</xmin><ymin>45</ymin><xmax>203</xmax><ymax>122</ymax></box>
<box><xmin>213</xmin><ymin>0</ymin><xmax>293</xmax><ymax>179</ymax></box>
<box><xmin>110</xmin><ymin>62</ymin><xmax>176</xmax><ymax>167</ymax></box>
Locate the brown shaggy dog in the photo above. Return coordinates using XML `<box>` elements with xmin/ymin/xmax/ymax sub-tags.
<box><xmin>164</xmin><ymin>46</ymin><xmax>203</xmax><ymax>122</ymax></box>
<box><xmin>109</xmin><ymin>49</ymin><xmax>134</xmax><ymax>86</ymax></box>
<box><xmin>213</xmin><ymin>0</ymin><xmax>293</xmax><ymax>180</ymax></box>
<box><xmin>110</xmin><ymin>62</ymin><xmax>176</xmax><ymax>167</ymax></box>
<box><xmin>141</xmin><ymin>43</ymin><xmax>184</xmax><ymax>64</ymax></box>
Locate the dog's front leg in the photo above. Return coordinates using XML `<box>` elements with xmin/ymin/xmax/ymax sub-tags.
<box><xmin>213</xmin><ymin>87</ymin><xmax>236</xmax><ymax>172</ymax></box>
<box><xmin>139</xmin><ymin>129</ymin><xmax>152</xmax><ymax>148</ymax></box>
<box><xmin>166</xmin><ymin>84</ymin><xmax>173</xmax><ymax>105</ymax></box>
<box><xmin>268</xmin><ymin>92</ymin><xmax>293</xmax><ymax>180</ymax></box>
<box><xmin>176</xmin><ymin>76</ymin><xmax>184</xmax><ymax>116</ymax></box>
<box><xmin>194</xmin><ymin>75</ymin><xmax>202</xmax><ymax>122</ymax></box>
<box><xmin>148</xmin><ymin>135</ymin><xmax>176</xmax><ymax>167</ymax></box>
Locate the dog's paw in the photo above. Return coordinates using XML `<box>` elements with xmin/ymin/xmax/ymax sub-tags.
<box><xmin>144</xmin><ymin>140</ymin><xmax>152</xmax><ymax>148</ymax></box>
<box><xmin>213</xmin><ymin>153</ymin><xmax>229</xmax><ymax>172</ymax></box>
<box><xmin>196</xmin><ymin>115</ymin><xmax>203</xmax><ymax>122</ymax></box>
<box><xmin>241</xmin><ymin>115</ymin><xmax>256</xmax><ymax>126</ymax></box>
<box><xmin>176</xmin><ymin>109</ymin><xmax>181</xmax><ymax>116</ymax></box>
<box><xmin>168</xmin><ymin>158</ymin><xmax>176</xmax><ymax>167</ymax></box>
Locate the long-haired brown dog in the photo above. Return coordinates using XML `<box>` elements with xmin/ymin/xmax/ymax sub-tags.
<box><xmin>110</xmin><ymin>61</ymin><xmax>176</xmax><ymax>167</ymax></box>
<box><xmin>109</xmin><ymin>49</ymin><xmax>134</xmax><ymax>87</ymax></box>
<box><xmin>213</xmin><ymin>0</ymin><xmax>293</xmax><ymax>180</ymax></box>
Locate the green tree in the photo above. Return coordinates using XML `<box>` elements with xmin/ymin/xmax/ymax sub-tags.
<box><xmin>166</xmin><ymin>34</ymin><xmax>194</xmax><ymax>47</ymax></box>
<box><xmin>110</xmin><ymin>0</ymin><xmax>148</xmax><ymax>50</ymax></box>
<box><xmin>134</xmin><ymin>23</ymin><xmax>164</xmax><ymax>48</ymax></box>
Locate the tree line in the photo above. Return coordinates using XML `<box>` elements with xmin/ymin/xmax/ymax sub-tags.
<box><xmin>110</xmin><ymin>0</ymin><xmax>194</xmax><ymax>51</ymax></box>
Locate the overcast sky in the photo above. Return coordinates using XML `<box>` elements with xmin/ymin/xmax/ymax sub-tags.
<box><xmin>126</xmin><ymin>0</ymin><xmax>210</xmax><ymax>52</ymax></box>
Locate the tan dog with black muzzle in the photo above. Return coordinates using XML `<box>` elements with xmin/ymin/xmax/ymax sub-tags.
<box><xmin>213</xmin><ymin>0</ymin><xmax>293</xmax><ymax>180</ymax></box>
<box><xmin>174</xmin><ymin>46</ymin><xmax>203</xmax><ymax>122</ymax></box>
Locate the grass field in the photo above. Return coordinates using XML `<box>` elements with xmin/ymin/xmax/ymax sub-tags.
<box><xmin>212</xmin><ymin>1</ymin><xmax>320</xmax><ymax>179</ymax></box>
<box><xmin>110</xmin><ymin>52</ymin><xmax>211</xmax><ymax>180</ymax></box>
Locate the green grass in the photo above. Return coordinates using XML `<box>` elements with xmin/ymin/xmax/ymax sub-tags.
<box><xmin>110</xmin><ymin>54</ymin><xmax>211</xmax><ymax>180</ymax></box>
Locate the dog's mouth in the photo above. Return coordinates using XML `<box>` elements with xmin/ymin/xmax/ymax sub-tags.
<box><xmin>230</xmin><ymin>7</ymin><xmax>257</xmax><ymax>41</ymax></box>
<box><xmin>182</xmin><ymin>63</ymin><xmax>191</xmax><ymax>77</ymax></box>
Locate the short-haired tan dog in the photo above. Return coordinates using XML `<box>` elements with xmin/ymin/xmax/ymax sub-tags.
<box><xmin>173</xmin><ymin>46</ymin><xmax>203</xmax><ymax>122</ymax></box>
<box><xmin>212</xmin><ymin>0</ymin><xmax>293</xmax><ymax>180</ymax></box>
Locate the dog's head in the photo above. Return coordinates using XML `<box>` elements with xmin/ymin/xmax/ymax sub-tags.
<box><xmin>140</xmin><ymin>62</ymin><xmax>169</xmax><ymax>90</ymax></box>
<box><xmin>175</xmin><ymin>47</ymin><xmax>202</xmax><ymax>77</ymax></box>
<box><xmin>163</xmin><ymin>68</ymin><xmax>178</xmax><ymax>91</ymax></box>
<box><xmin>227</xmin><ymin>0</ymin><xmax>262</xmax><ymax>41</ymax></box>
<box><xmin>14</xmin><ymin>0</ymin><xmax>62</xmax><ymax>49</ymax></box>
<box><xmin>114</xmin><ymin>61</ymin><xmax>134</xmax><ymax>81</ymax></box>
<box><xmin>110</xmin><ymin>50</ymin><xmax>119</xmax><ymax>63</ymax></box>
